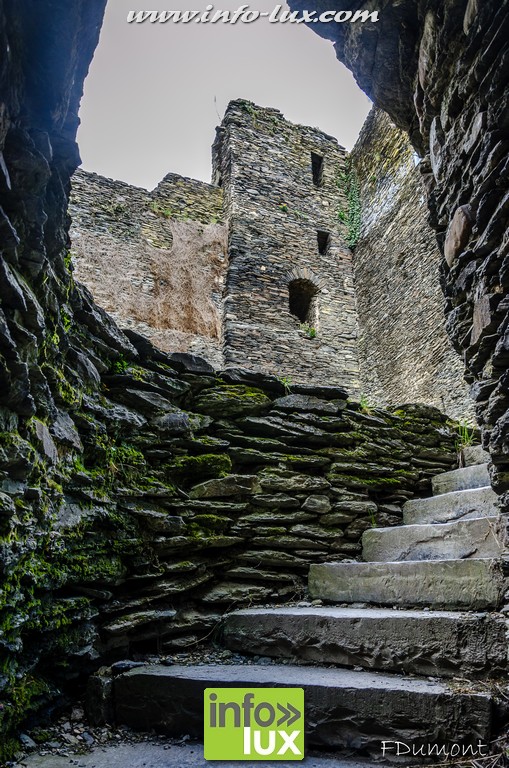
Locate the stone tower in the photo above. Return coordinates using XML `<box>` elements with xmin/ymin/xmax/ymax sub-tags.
<box><xmin>212</xmin><ymin>100</ymin><xmax>360</xmax><ymax>392</ymax></box>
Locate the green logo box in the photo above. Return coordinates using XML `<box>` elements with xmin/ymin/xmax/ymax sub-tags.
<box><xmin>204</xmin><ymin>687</ymin><xmax>305</xmax><ymax>761</ymax></box>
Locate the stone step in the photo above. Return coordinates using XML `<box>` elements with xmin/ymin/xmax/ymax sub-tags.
<box><xmin>403</xmin><ymin>486</ymin><xmax>499</xmax><ymax>525</ymax></box>
<box><xmin>221</xmin><ymin>606</ymin><xmax>508</xmax><ymax>679</ymax></box>
<box><xmin>112</xmin><ymin>663</ymin><xmax>492</xmax><ymax>755</ymax></box>
<box><xmin>462</xmin><ymin>445</ymin><xmax>490</xmax><ymax>467</ymax></box>
<box><xmin>362</xmin><ymin>516</ymin><xmax>507</xmax><ymax>562</ymax></box>
<box><xmin>19</xmin><ymin>742</ymin><xmax>378</xmax><ymax>768</ymax></box>
<box><xmin>432</xmin><ymin>464</ymin><xmax>490</xmax><ymax>495</ymax></box>
<box><xmin>308</xmin><ymin>558</ymin><xmax>506</xmax><ymax>609</ymax></box>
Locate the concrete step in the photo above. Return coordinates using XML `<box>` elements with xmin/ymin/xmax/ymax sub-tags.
<box><xmin>308</xmin><ymin>558</ymin><xmax>506</xmax><ymax>609</ymax></box>
<box><xmin>462</xmin><ymin>445</ymin><xmax>490</xmax><ymax>467</ymax></box>
<box><xmin>221</xmin><ymin>606</ymin><xmax>508</xmax><ymax>678</ymax></box>
<box><xmin>432</xmin><ymin>464</ymin><xmax>490</xmax><ymax>495</ymax></box>
<box><xmin>403</xmin><ymin>486</ymin><xmax>499</xmax><ymax>525</ymax></box>
<box><xmin>362</xmin><ymin>516</ymin><xmax>507</xmax><ymax>562</ymax></box>
<box><xmin>112</xmin><ymin>663</ymin><xmax>492</xmax><ymax>755</ymax></box>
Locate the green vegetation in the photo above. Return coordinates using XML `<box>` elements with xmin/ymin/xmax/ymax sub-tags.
<box><xmin>273</xmin><ymin>374</ymin><xmax>292</xmax><ymax>394</ymax></box>
<box><xmin>455</xmin><ymin>420</ymin><xmax>476</xmax><ymax>452</ymax></box>
<box><xmin>337</xmin><ymin>161</ymin><xmax>362</xmax><ymax>248</ymax></box>
<box><xmin>300</xmin><ymin>323</ymin><xmax>317</xmax><ymax>339</ymax></box>
<box><xmin>165</xmin><ymin>453</ymin><xmax>232</xmax><ymax>486</ymax></box>
<box><xmin>111</xmin><ymin>356</ymin><xmax>129</xmax><ymax>374</ymax></box>
<box><xmin>150</xmin><ymin>200</ymin><xmax>174</xmax><ymax>219</ymax></box>
<box><xmin>359</xmin><ymin>393</ymin><xmax>374</xmax><ymax>414</ymax></box>
<box><xmin>60</xmin><ymin>307</ymin><xmax>72</xmax><ymax>333</ymax></box>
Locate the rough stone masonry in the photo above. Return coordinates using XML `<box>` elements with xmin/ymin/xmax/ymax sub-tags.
<box><xmin>0</xmin><ymin>0</ymin><xmax>506</xmax><ymax>759</ymax></box>
<box><xmin>69</xmin><ymin>100</ymin><xmax>473</xmax><ymax>419</ymax></box>
<box><xmin>288</xmin><ymin>0</ymin><xmax>509</xmax><ymax>494</ymax></box>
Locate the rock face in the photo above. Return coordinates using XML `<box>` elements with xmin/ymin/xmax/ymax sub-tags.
<box><xmin>288</xmin><ymin>0</ymin><xmax>509</xmax><ymax>499</ymax></box>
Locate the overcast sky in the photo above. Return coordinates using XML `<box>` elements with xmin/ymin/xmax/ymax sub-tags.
<box><xmin>77</xmin><ymin>0</ymin><xmax>372</xmax><ymax>190</ymax></box>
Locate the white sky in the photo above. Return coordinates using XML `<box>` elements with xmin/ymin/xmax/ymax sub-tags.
<box><xmin>77</xmin><ymin>0</ymin><xmax>372</xmax><ymax>190</ymax></box>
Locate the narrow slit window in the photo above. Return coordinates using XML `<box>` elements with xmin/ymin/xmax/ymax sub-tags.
<box><xmin>317</xmin><ymin>230</ymin><xmax>330</xmax><ymax>255</ymax></box>
<box><xmin>311</xmin><ymin>152</ymin><xmax>324</xmax><ymax>187</ymax></box>
<box><xmin>289</xmin><ymin>279</ymin><xmax>319</xmax><ymax>324</ymax></box>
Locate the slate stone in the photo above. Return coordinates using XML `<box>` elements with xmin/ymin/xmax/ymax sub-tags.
<box><xmin>403</xmin><ymin>486</ymin><xmax>499</xmax><ymax>525</ymax></box>
<box><xmin>49</xmin><ymin>410</ymin><xmax>83</xmax><ymax>450</ymax></box>
<box><xmin>301</xmin><ymin>495</ymin><xmax>331</xmax><ymax>514</ymax></box>
<box><xmin>194</xmin><ymin>385</ymin><xmax>271</xmax><ymax>418</ymax></box>
<box><xmin>363</xmin><ymin>516</ymin><xmax>507</xmax><ymax>562</ymax></box>
<box><xmin>34</xmin><ymin>418</ymin><xmax>58</xmax><ymax>463</ymax></box>
<box><xmin>432</xmin><ymin>464</ymin><xmax>490</xmax><ymax>495</ymax></box>
<box><xmin>251</xmin><ymin>493</ymin><xmax>300</xmax><ymax>508</ymax></box>
<box><xmin>219</xmin><ymin>367</ymin><xmax>285</xmax><ymax>394</ymax></box>
<box><xmin>189</xmin><ymin>475</ymin><xmax>261</xmax><ymax>499</ymax></box>
<box><xmin>168</xmin><ymin>352</ymin><xmax>215</xmax><ymax>375</ymax></box>
<box><xmin>259</xmin><ymin>470</ymin><xmax>330</xmax><ymax>494</ymax></box>
<box><xmin>151</xmin><ymin>411</ymin><xmax>192</xmax><ymax>435</ymax></box>
<box><xmin>272</xmin><ymin>395</ymin><xmax>341</xmax><ymax>414</ymax></box>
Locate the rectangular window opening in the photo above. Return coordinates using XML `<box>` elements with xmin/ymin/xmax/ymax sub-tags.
<box><xmin>311</xmin><ymin>152</ymin><xmax>324</xmax><ymax>187</ymax></box>
<box><xmin>317</xmin><ymin>230</ymin><xmax>330</xmax><ymax>255</ymax></box>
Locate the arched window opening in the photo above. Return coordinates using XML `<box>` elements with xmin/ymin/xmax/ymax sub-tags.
<box><xmin>288</xmin><ymin>279</ymin><xmax>319</xmax><ymax>325</ymax></box>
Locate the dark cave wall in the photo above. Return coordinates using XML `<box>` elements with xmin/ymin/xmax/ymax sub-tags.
<box><xmin>289</xmin><ymin>0</ymin><xmax>509</xmax><ymax>499</ymax></box>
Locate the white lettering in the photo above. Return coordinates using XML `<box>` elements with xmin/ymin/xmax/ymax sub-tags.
<box><xmin>277</xmin><ymin>730</ymin><xmax>301</xmax><ymax>756</ymax></box>
<box><xmin>351</xmin><ymin>9</ymin><xmax>379</xmax><ymax>22</ymax></box>
<box><xmin>253</xmin><ymin>730</ymin><xmax>276</xmax><ymax>756</ymax></box>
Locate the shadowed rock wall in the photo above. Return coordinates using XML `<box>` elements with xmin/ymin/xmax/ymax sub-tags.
<box><xmin>351</xmin><ymin>108</ymin><xmax>475</xmax><ymax>422</ymax></box>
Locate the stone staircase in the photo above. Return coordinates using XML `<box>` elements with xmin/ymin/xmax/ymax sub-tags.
<box><xmin>107</xmin><ymin>446</ymin><xmax>509</xmax><ymax>759</ymax></box>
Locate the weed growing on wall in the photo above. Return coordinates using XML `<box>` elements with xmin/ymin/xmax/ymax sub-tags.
<box><xmin>455</xmin><ymin>421</ymin><xmax>476</xmax><ymax>452</ymax></box>
<box><xmin>337</xmin><ymin>161</ymin><xmax>362</xmax><ymax>248</ymax></box>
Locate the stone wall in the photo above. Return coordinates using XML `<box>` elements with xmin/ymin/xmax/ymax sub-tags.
<box><xmin>1</xmin><ymin>0</ymin><xmax>505</xmax><ymax>756</ymax></box>
<box><xmin>69</xmin><ymin>170</ymin><xmax>227</xmax><ymax>368</ymax></box>
<box><xmin>351</xmin><ymin>108</ymin><xmax>475</xmax><ymax>422</ymax></box>
<box><xmin>213</xmin><ymin>100</ymin><xmax>361</xmax><ymax>393</ymax></box>
<box><xmin>0</xmin><ymin>5</ymin><xmax>459</xmax><ymax>747</ymax></box>
<box><xmin>289</xmin><ymin>0</ymin><xmax>509</xmax><ymax>500</ymax></box>
<box><xmin>71</xmin><ymin>103</ymin><xmax>361</xmax><ymax>394</ymax></box>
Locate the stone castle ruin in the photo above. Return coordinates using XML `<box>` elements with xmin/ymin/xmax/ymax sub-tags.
<box><xmin>3</xmin><ymin>0</ymin><xmax>509</xmax><ymax>760</ymax></box>
<box><xmin>69</xmin><ymin>100</ymin><xmax>473</xmax><ymax>420</ymax></box>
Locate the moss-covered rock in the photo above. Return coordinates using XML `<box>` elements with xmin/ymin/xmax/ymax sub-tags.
<box><xmin>193</xmin><ymin>385</ymin><xmax>271</xmax><ymax>418</ymax></box>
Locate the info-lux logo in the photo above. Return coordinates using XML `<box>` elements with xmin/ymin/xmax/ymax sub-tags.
<box><xmin>204</xmin><ymin>687</ymin><xmax>305</xmax><ymax>761</ymax></box>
